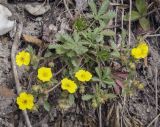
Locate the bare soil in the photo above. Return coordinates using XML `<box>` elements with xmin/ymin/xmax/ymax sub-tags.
<box><xmin>0</xmin><ymin>0</ymin><xmax>160</xmax><ymax>127</ymax></box>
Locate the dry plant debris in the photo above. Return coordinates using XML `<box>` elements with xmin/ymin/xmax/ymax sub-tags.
<box><xmin>0</xmin><ymin>0</ymin><xmax>160</xmax><ymax>126</ymax></box>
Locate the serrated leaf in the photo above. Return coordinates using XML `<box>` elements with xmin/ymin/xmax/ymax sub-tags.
<box><xmin>102</xmin><ymin>29</ymin><xmax>115</xmax><ymax>36</ymax></box>
<box><xmin>97</xmin><ymin>50</ymin><xmax>110</xmax><ymax>61</ymax></box>
<box><xmin>26</xmin><ymin>45</ymin><xmax>35</xmax><ymax>54</ymax></box>
<box><xmin>92</xmin><ymin>77</ymin><xmax>100</xmax><ymax>82</ymax></box>
<box><xmin>103</xmin><ymin>78</ymin><xmax>115</xmax><ymax>86</ymax></box>
<box><xmin>44</xmin><ymin>51</ymin><xmax>52</xmax><ymax>57</ymax></box>
<box><xmin>124</xmin><ymin>11</ymin><xmax>141</xmax><ymax>21</ymax></box>
<box><xmin>69</xmin><ymin>94</ymin><xmax>75</xmax><ymax>105</ymax></box>
<box><xmin>111</xmin><ymin>51</ymin><xmax>120</xmax><ymax>58</ymax></box>
<box><xmin>136</xmin><ymin>0</ymin><xmax>147</xmax><ymax>15</ymax></box>
<box><xmin>43</xmin><ymin>101</ymin><xmax>51</xmax><ymax>112</ymax></box>
<box><xmin>57</xmin><ymin>34</ymin><xmax>74</xmax><ymax>43</ymax></box>
<box><xmin>102</xmin><ymin>67</ymin><xmax>111</xmax><ymax>78</ymax></box>
<box><xmin>98</xmin><ymin>0</ymin><xmax>109</xmax><ymax>16</ymax></box>
<box><xmin>106</xmin><ymin>93</ymin><xmax>116</xmax><ymax>99</ymax></box>
<box><xmin>139</xmin><ymin>17</ymin><xmax>150</xmax><ymax>31</ymax></box>
<box><xmin>95</xmin><ymin>67</ymin><xmax>102</xmax><ymax>78</ymax></box>
<box><xmin>101</xmin><ymin>10</ymin><xmax>116</xmax><ymax>21</ymax></box>
<box><xmin>82</xmin><ymin>94</ymin><xmax>94</xmax><ymax>101</ymax></box>
<box><xmin>88</xmin><ymin>0</ymin><xmax>97</xmax><ymax>15</ymax></box>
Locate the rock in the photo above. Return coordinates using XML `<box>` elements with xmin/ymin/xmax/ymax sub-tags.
<box><xmin>0</xmin><ymin>4</ymin><xmax>15</xmax><ymax>35</ymax></box>
<box><xmin>25</xmin><ymin>4</ymin><xmax>51</xmax><ymax>16</ymax></box>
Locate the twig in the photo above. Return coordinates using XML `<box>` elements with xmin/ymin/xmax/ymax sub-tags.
<box><xmin>11</xmin><ymin>22</ymin><xmax>32</xmax><ymax>127</ymax></box>
<box><xmin>147</xmin><ymin>113</ymin><xmax>160</xmax><ymax>127</ymax></box>
<box><xmin>144</xmin><ymin>34</ymin><xmax>160</xmax><ymax>38</ymax></box>
<box><xmin>63</xmin><ymin>0</ymin><xmax>73</xmax><ymax>19</ymax></box>
<box><xmin>99</xmin><ymin>105</ymin><xmax>102</xmax><ymax>127</ymax></box>
<box><xmin>114</xmin><ymin>0</ymin><xmax>118</xmax><ymax>42</ymax></box>
<box><xmin>128</xmin><ymin>0</ymin><xmax>132</xmax><ymax>45</ymax></box>
<box><xmin>121</xmin><ymin>0</ymin><xmax>124</xmax><ymax>30</ymax></box>
<box><xmin>54</xmin><ymin>65</ymin><xmax>67</xmax><ymax>76</ymax></box>
<box><xmin>44</xmin><ymin>82</ymin><xmax>61</xmax><ymax>94</ymax></box>
<box><xmin>154</xmin><ymin>67</ymin><xmax>158</xmax><ymax>127</ymax></box>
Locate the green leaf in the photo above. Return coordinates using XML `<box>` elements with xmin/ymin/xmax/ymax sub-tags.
<box><xmin>102</xmin><ymin>67</ymin><xmax>111</xmax><ymax>78</ymax></box>
<box><xmin>124</xmin><ymin>11</ymin><xmax>141</xmax><ymax>21</ymax></box>
<box><xmin>95</xmin><ymin>67</ymin><xmax>102</xmax><ymax>78</ymax></box>
<box><xmin>92</xmin><ymin>77</ymin><xmax>100</xmax><ymax>82</ymax></box>
<box><xmin>103</xmin><ymin>78</ymin><xmax>115</xmax><ymax>86</ymax></box>
<box><xmin>110</xmin><ymin>41</ymin><xmax>120</xmax><ymax>58</ymax></box>
<box><xmin>136</xmin><ymin>0</ymin><xmax>147</xmax><ymax>15</ymax></box>
<box><xmin>68</xmin><ymin>94</ymin><xmax>75</xmax><ymax>105</ymax></box>
<box><xmin>97</xmin><ymin>50</ymin><xmax>110</xmax><ymax>61</ymax></box>
<box><xmin>44</xmin><ymin>51</ymin><xmax>52</xmax><ymax>57</ymax></box>
<box><xmin>102</xmin><ymin>29</ymin><xmax>115</xmax><ymax>36</ymax></box>
<box><xmin>111</xmin><ymin>51</ymin><xmax>120</xmax><ymax>58</ymax></box>
<box><xmin>88</xmin><ymin>0</ymin><xmax>97</xmax><ymax>15</ymax></box>
<box><xmin>43</xmin><ymin>101</ymin><xmax>51</xmax><ymax>112</ymax></box>
<box><xmin>26</xmin><ymin>45</ymin><xmax>35</xmax><ymax>54</ymax></box>
<box><xmin>98</xmin><ymin>0</ymin><xmax>109</xmax><ymax>16</ymax></box>
<box><xmin>82</xmin><ymin>94</ymin><xmax>94</xmax><ymax>101</ymax></box>
<box><xmin>106</xmin><ymin>93</ymin><xmax>116</xmax><ymax>99</ymax></box>
<box><xmin>139</xmin><ymin>17</ymin><xmax>150</xmax><ymax>31</ymax></box>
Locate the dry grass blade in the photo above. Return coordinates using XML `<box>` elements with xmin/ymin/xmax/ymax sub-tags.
<box><xmin>0</xmin><ymin>85</ymin><xmax>16</xmax><ymax>98</ymax></box>
<box><xmin>23</xmin><ymin>34</ymin><xmax>43</xmax><ymax>47</ymax></box>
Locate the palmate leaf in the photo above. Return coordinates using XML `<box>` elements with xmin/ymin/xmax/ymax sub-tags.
<box><xmin>56</xmin><ymin>33</ymin><xmax>74</xmax><ymax>43</ymax></box>
<box><xmin>49</xmin><ymin>33</ymin><xmax>88</xmax><ymax>56</ymax></box>
<box><xmin>100</xmin><ymin>10</ymin><xmax>116</xmax><ymax>23</ymax></box>
<box><xmin>124</xmin><ymin>11</ymin><xmax>141</xmax><ymax>21</ymax></box>
<box><xmin>136</xmin><ymin>0</ymin><xmax>147</xmax><ymax>15</ymax></box>
<box><xmin>82</xmin><ymin>94</ymin><xmax>94</xmax><ymax>101</ymax></box>
<box><xmin>98</xmin><ymin>0</ymin><xmax>110</xmax><ymax>16</ymax></box>
<box><xmin>88</xmin><ymin>0</ymin><xmax>97</xmax><ymax>15</ymax></box>
<box><xmin>139</xmin><ymin>17</ymin><xmax>150</xmax><ymax>31</ymax></box>
<box><xmin>106</xmin><ymin>93</ymin><xmax>116</xmax><ymax>99</ymax></box>
<box><xmin>103</xmin><ymin>78</ymin><xmax>115</xmax><ymax>86</ymax></box>
<box><xmin>43</xmin><ymin>101</ymin><xmax>51</xmax><ymax>112</ymax></box>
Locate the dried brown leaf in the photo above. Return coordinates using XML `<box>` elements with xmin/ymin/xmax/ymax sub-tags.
<box><xmin>114</xmin><ymin>85</ymin><xmax>120</xmax><ymax>94</ymax></box>
<box><xmin>23</xmin><ymin>34</ymin><xmax>42</xmax><ymax>47</ymax></box>
<box><xmin>115</xmin><ymin>79</ymin><xmax>124</xmax><ymax>88</ymax></box>
<box><xmin>0</xmin><ymin>85</ymin><xmax>16</xmax><ymax>98</ymax></box>
<box><xmin>113</xmin><ymin>72</ymin><xmax>128</xmax><ymax>79</ymax></box>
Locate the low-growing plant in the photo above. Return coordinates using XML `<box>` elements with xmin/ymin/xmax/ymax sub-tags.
<box><xmin>124</xmin><ymin>0</ymin><xmax>150</xmax><ymax>31</ymax></box>
<box><xmin>15</xmin><ymin>0</ymin><xmax>148</xmax><ymax>112</ymax></box>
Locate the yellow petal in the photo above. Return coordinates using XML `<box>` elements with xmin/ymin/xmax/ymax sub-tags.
<box><xmin>37</xmin><ymin>67</ymin><xmax>53</xmax><ymax>82</ymax></box>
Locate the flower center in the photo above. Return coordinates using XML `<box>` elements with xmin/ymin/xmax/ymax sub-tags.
<box><xmin>43</xmin><ymin>72</ymin><xmax>48</xmax><ymax>77</ymax></box>
<box><xmin>81</xmin><ymin>74</ymin><xmax>85</xmax><ymax>78</ymax></box>
<box><xmin>21</xmin><ymin>57</ymin><xmax>25</xmax><ymax>62</ymax></box>
<box><xmin>22</xmin><ymin>99</ymin><xmax>27</xmax><ymax>104</ymax></box>
<box><xmin>65</xmin><ymin>83</ymin><xmax>70</xmax><ymax>88</ymax></box>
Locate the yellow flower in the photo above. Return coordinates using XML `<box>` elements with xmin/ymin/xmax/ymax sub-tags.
<box><xmin>16</xmin><ymin>92</ymin><xmax>34</xmax><ymax>110</ymax></box>
<box><xmin>16</xmin><ymin>51</ymin><xmax>30</xmax><ymax>67</ymax></box>
<box><xmin>75</xmin><ymin>69</ymin><xmax>92</xmax><ymax>82</ymax></box>
<box><xmin>37</xmin><ymin>67</ymin><xmax>53</xmax><ymax>82</ymax></box>
<box><xmin>131</xmin><ymin>42</ymin><xmax>148</xmax><ymax>59</ymax></box>
<box><xmin>61</xmin><ymin>78</ymin><xmax>77</xmax><ymax>93</ymax></box>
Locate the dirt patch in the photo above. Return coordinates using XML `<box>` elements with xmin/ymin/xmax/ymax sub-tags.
<box><xmin>0</xmin><ymin>0</ymin><xmax>160</xmax><ymax>127</ymax></box>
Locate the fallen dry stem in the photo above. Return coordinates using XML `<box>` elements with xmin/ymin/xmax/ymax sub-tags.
<box><xmin>63</xmin><ymin>0</ymin><xmax>73</xmax><ymax>19</ymax></box>
<box><xmin>44</xmin><ymin>82</ymin><xmax>61</xmax><ymax>94</ymax></box>
<box><xmin>128</xmin><ymin>0</ymin><xmax>132</xmax><ymax>45</ymax></box>
<box><xmin>11</xmin><ymin>22</ymin><xmax>32</xmax><ymax>127</ymax></box>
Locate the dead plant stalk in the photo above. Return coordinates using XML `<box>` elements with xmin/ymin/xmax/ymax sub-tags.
<box><xmin>11</xmin><ymin>22</ymin><xmax>32</xmax><ymax>127</ymax></box>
